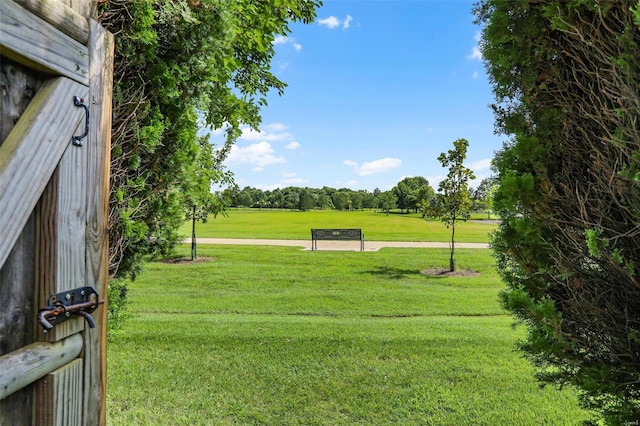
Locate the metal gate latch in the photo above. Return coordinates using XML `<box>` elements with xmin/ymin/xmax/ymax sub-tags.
<box><xmin>38</xmin><ymin>286</ymin><xmax>104</xmax><ymax>332</ymax></box>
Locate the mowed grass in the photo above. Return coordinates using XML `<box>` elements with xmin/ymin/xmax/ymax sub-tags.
<box><xmin>107</xmin><ymin>245</ymin><xmax>592</xmax><ymax>425</ymax></box>
<box><xmin>179</xmin><ymin>209</ymin><xmax>497</xmax><ymax>242</ymax></box>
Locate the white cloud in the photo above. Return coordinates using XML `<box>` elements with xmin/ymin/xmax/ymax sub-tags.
<box><xmin>282</xmin><ymin>176</ymin><xmax>309</xmax><ymax>185</ymax></box>
<box><xmin>468</xmin><ymin>32</ymin><xmax>483</xmax><ymax>61</ymax></box>
<box><xmin>277</xmin><ymin>61</ymin><xmax>290</xmax><ymax>72</ymax></box>
<box><xmin>273</xmin><ymin>35</ymin><xmax>302</xmax><ymax>51</ymax></box>
<box><xmin>226</xmin><ymin>141</ymin><xmax>286</xmax><ymax>169</ymax></box>
<box><xmin>343</xmin><ymin>15</ymin><xmax>353</xmax><ymax>30</ymax></box>
<box><xmin>273</xmin><ymin>35</ymin><xmax>288</xmax><ymax>45</ymax></box>
<box><xmin>468</xmin><ymin>46</ymin><xmax>482</xmax><ymax>61</ymax></box>
<box><xmin>467</xmin><ymin>158</ymin><xmax>492</xmax><ymax>172</ymax></box>
<box><xmin>285</xmin><ymin>141</ymin><xmax>300</xmax><ymax>150</ymax></box>
<box><xmin>240</xmin><ymin>124</ymin><xmax>292</xmax><ymax>142</ymax></box>
<box><xmin>318</xmin><ymin>16</ymin><xmax>340</xmax><ymax>29</ymax></box>
<box><xmin>334</xmin><ymin>179</ymin><xmax>359</xmax><ymax>188</ymax></box>
<box><xmin>472</xmin><ymin>71</ymin><xmax>479</xmax><ymax>79</ymax></box>
<box><xmin>319</xmin><ymin>15</ymin><xmax>353</xmax><ymax>30</ymax></box>
<box><xmin>255</xmin><ymin>183</ymin><xmax>285</xmax><ymax>191</ymax></box>
<box><xmin>265</xmin><ymin>123</ymin><xmax>287</xmax><ymax>132</ymax></box>
<box><xmin>345</xmin><ymin>157</ymin><xmax>402</xmax><ymax>176</ymax></box>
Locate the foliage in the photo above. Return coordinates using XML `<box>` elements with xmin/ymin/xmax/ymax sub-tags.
<box><xmin>392</xmin><ymin>176</ymin><xmax>433</xmax><ymax>213</ymax></box>
<box><xmin>183</xmin><ymin>134</ymin><xmax>235</xmax><ymax>260</ymax></box>
<box><xmin>98</xmin><ymin>0</ymin><xmax>320</xmax><ymax>280</ymax></box>
<box><xmin>108</xmin><ymin>245</ymin><xmax>590</xmax><ymax>424</ymax></box>
<box><xmin>476</xmin><ymin>1</ymin><xmax>640</xmax><ymax>422</ymax></box>
<box><xmin>472</xmin><ymin>177</ymin><xmax>497</xmax><ymax>219</ymax></box>
<box><xmin>106</xmin><ymin>279</ymin><xmax>130</xmax><ymax>338</ymax></box>
<box><xmin>436</xmin><ymin>138</ymin><xmax>475</xmax><ymax>271</ymax></box>
<box><xmin>376</xmin><ymin>191</ymin><xmax>398</xmax><ymax>215</ymax></box>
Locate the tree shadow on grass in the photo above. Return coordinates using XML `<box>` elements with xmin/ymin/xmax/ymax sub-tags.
<box><xmin>365</xmin><ymin>266</ymin><xmax>421</xmax><ymax>279</ymax></box>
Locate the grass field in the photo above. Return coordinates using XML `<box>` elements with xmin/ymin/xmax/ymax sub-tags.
<box><xmin>178</xmin><ymin>209</ymin><xmax>498</xmax><ymax>242</ymax></box>
<box><xmin>107</xmin><ymin>244</ymin><xmax>592</xmax><ymax>425</ymax></box>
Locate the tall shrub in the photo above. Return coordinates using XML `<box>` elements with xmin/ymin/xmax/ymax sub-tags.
<box><xmin>476</xmin><ymin>1</ymin><xmax>640</xmax><ymax>422</ymax></box>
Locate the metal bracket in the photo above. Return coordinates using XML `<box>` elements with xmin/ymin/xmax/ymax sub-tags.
<box><xmin>71</xmin><ymin>96</ymin><xmax>89</xmax><ymax>146</ymax></box>
<box><xmin>37</xmin><ymin>286</ymin><xmax>103</xmax><ymax>332</ymax></box>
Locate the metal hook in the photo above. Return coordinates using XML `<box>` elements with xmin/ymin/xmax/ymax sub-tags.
<box><xmin>71</xmin><ymin>96</ymin><xmax>89</xmax><ymax>146</ymax></box>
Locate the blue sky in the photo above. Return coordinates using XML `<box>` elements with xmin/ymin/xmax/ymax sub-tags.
<box><xmin>217</xmin><ymin>0</ymin><xmax>503</xmax><ymax>192</ymax></box>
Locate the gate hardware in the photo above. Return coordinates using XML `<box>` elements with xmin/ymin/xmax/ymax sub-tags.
<box><xmin>71</xmin><ymin>96</ymin><xmax>90</xmax><ymax>146</ymax></box>
<box><xmin>38</xmin><ymin>286</ymin><xmax>103</xmax><ymax>332</ymax></box>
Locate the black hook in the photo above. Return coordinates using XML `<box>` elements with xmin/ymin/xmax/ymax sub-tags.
<box><xmin>71</xmin><ymin>96</ymin><xmax>90</xmax><ymax>146</ymax></box>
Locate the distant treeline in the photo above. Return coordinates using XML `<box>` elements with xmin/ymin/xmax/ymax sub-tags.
<box><xmin>223</xmin><ymin>176</ymin><xmax>496</xmax><ymax>216</ymax></box>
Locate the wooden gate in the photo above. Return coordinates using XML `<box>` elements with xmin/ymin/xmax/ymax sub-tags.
<box><xmin>0</xmin><ymin>0</ymin><xmax>112</xmax><ymax>424</ymax></box>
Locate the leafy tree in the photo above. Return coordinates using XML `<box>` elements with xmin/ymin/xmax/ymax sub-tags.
<box><xmin>360</xmin><ymin>190</ymin><xmax>376</xmax><ymax>210</ymax></box>
<box><xmin>437</xmin><ymin>138</ymin><xmax>475</xmax><ymax>271</ymax></box>
<box><xmin>392</xmin><ymin>177</ymin><xmax>428</xmax><ymax>213</ymax></box>
<box><xmin>283</xmin><ymin>187</ymin><xmax>300</xmax><ymax>210</ymax></box>
<box><xmin>182</xmin><ymin>135</ymin><xmax>235</xmax><ymax>260</ymax></box>
<box><xmin>238</xmin><ymin>191</ymin><xmax>253</xmax><ymax>208</ymax></box>
<box><xmin>415</xmin><ymin>183</ymin><xmax>436</xmax><ymax>217</ymax></box>
<box><xmin>376</xmin><ymin>191</ymin><xmax>397</xmax><ymax>215</ymax></box>
<box><xmin>298</xmin><ymin>188</ymin><xmax>315</xmax><ymax>211</ymax></box>
<box><xmin>476</xmin><ymin>1</ymin><xmax>640</xmax><ymax>422</ymax></box>
<box><xmin>99</xmin><ymin>0</ymin><xmax>320</xmax><ymax>279</ymax></box>
<box><xmin>350</xmin><ymin>191</ymin><xmax>363</xmax><ymax>210</ymax></box>
<box><xmin>472</xmin><ymin>177</ymin><xmax>496</xmax><ymax>219</ymax></box>
<box><xmin>317</xmin><ymin>191</ymin><xmax>333</xmax><ymax>210</ymax></box>
<box><xmin>332</xmin><ymin>191</ymin><xmax>349</xmax><ymax>211</ymax></box>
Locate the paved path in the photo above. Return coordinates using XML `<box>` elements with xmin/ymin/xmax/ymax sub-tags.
<box><xmin>185</xmin><ymin>238</ymin><xmax>489</xmax><ymax>251</ymax></box>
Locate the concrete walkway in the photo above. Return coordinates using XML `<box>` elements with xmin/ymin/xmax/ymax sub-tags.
<box><xmin>185</xmin><ymin>238</ymin><xmax>489</xmax><ymax>251</ymax></box>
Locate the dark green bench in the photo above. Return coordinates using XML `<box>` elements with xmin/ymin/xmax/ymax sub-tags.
<box><xmin>311</xmin><ymin>229</ymin><xmax>364</xmax><ymax>251</ymax></box>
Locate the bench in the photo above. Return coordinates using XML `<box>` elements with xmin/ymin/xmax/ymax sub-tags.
<box><xmin>311</xmin><ymin>228</ymin><xmax>364</xmax><ymax>251</ymax></box>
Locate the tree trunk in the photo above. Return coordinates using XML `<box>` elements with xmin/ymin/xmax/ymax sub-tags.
<box><xmin>191</xmin><ymin>204</ymin><xmax>197</xmax><ymax>261</ymax></box>
<box><xmin>450</xmin><ymin>219</ymin><xmax>456</xmax><ymax>272</ymax></box>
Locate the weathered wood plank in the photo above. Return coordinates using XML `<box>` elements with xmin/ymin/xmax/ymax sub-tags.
<box><xmin>84</xmin><ymin>19</ymin><xmax>113</xmax><ymax>426</ymax></box>
<box><xmin>0</xmin><ymin>56</ymin><xmax>43</xmax><ymax>425</ymax></box>
<box><xmin>0</xmin><ymin>212</ymin><xmax>36</xmax><ymax>425</ymax></box>
<box><xmin>37</xmin><ymin>133</ymin><xmax>88</xmax><ymax>343</ymax></box>
<box><xmin>12</xmin><ymin>0</ymin><xmax>89</xmax><ymax>44</ymax></box>
<box><xmin>58</xmin><ymin>0</ymin><xmax>94</xmax><ymax>20</ymax></box>
<box><xmin>0</xmin><ymin>56</ymin><xmax>45</xmax><ymax>144</ymax></box>
<box><xmin>0</xmin><ymin>0</ymin><xmax>89</xmax><ymax>85</ymax></box>
<box><xmin>36</xmin><ymin>358</ymin><xmax>83</xmax><ymax>426</ymax></box>
<box><xmin>0</xmin><ymin>333</ymin><xmax>82</xmax><ymax>400</ymax></box>
<box><xmin>0</xmin><ymin>76</ymin><xmax>87</xmax><ymax>269</ymax></box>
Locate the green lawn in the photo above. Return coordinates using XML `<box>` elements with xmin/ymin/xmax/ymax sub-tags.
<box><xmin>180</xmin><ymin>209</ymin><xmax>498</xmax><ymax>242</ymax></box>
<box><xmin>107</xmin><ymin>245</ymin><xmax>592</xmax><ymax>425</ymax></box>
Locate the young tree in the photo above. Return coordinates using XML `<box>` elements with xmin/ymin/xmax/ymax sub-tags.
<box><xmin>182</xmin><ymin>135</ymin><xmax>234</xmax><ymax>261</ymax></box>
<box><xmin>476</xmin><ymin>2</ymin><xmax>640</xmax><ymax>422</ymax></box>
<box><xmin>437</xmin><ymin>138</ymin><xmax>475</xmax><ymax>271</ymax></box>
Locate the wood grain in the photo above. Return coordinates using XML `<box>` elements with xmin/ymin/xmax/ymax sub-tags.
<box><xmin>0</xmin><ymin>56</ymin><xmax>45</xmax><ymax>143</ymax></box>
<box><xmin>83</xmin><ymin>19</ymin><xmax>113</xmax><ymax>426</ymax></box>
<box><xmin>13</xmin><ymin>0</ymin><xmax>89</xmax><ymax>44</ymax></box>
<box><xmin>0</xmin><ymin>333</ymin><xmax>82</xmax><ymax>400</ymax></box>
<box><xmin>36</xmin><ymin>358</ymin><xmax>84</xmax><ymax>425</ymax></box>
<box><xmin>0</xmin><ymin>76</ymin><xmax>87</xmax><ymax>269</ymax></box>
<box><xmin>0</xmin><ymin>1</ymin><xmax>89</xmax><ymax>84</ymax></box>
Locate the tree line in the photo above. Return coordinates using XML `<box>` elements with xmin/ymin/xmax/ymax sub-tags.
<box><xmin>224</xmin><ymin>176</ymin><xmax>496</xmax><ymax>217</ymax></box>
